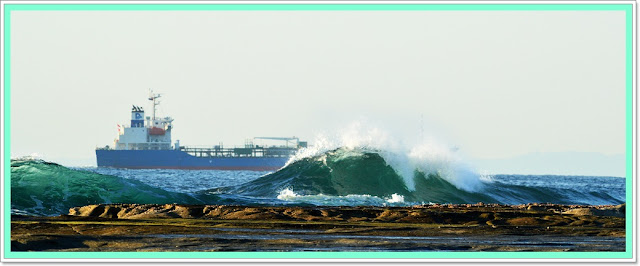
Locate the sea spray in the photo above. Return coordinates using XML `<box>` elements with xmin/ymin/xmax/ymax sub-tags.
<box><xmin>285</xmin><ymin>122</ymin><xmax>481</xmax><ymax>192</ymax></box>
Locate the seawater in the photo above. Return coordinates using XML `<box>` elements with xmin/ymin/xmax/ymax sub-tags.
<box><xmin>10</xmin><ymin>146</ymin><xmax>625</xmax><ymax>217</ymax></box>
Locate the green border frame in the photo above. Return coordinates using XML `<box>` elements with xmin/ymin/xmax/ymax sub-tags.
<box><xmin>2</xmin><ymin>3</ymin><xmax>635</xmax><ymax>260</ymax></box>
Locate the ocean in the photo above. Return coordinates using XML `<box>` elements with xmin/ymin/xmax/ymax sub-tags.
<box><xmin>10</xmin><ymin>147</ymin><xmax>625</xmax><ymax>217</ymax></box>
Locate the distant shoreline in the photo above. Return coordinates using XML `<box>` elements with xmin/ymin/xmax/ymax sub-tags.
<box><xmin>11</xmin><ymin>203</ymin><xmax>626</xmax><ymax>252</ymax></box>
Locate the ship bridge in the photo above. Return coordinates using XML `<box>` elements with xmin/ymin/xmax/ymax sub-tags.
<box><xmin>112</xmin><ymin>90</ymin><xmax>174</xmax><ymax>150</ymax></box>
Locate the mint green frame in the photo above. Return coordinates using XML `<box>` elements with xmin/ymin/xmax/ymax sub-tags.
<box><xmin>2</xmin><ymin>3</ymin><xmax>634</xmax><ymax>260</ymax></box>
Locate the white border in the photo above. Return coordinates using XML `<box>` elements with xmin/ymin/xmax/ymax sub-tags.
<box><xmin>0</xmin><ymin>0</ymin><xmax>636</xmax><ymax>263</ymax></box>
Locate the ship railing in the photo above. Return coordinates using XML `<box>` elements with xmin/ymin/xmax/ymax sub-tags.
<box><xmin>179</xmin><ymin>146</ymin><xmax>298</xmax><ymax>158</ymax></box>
<box><xmin>182</xmin><ymin>144</ymin><xmax>295</xmax><ymax>149</ymax></box>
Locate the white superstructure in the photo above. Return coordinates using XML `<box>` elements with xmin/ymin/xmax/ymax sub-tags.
<box><xmin>114</xmin><ymin>90</ymin><xmax>176</xmax><ymax>150</ymax></box>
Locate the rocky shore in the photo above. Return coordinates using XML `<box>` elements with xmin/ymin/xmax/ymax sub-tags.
<box><xmin>11</xmin><ymin>203</ymin><xmax>626</xmax><ymax>252</ymax></box>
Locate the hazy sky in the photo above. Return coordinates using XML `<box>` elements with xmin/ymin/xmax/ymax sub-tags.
<box><xmin>9</xmin><ymin>9</ymin><xmax>627</xmax><ymax>175</ymax></box>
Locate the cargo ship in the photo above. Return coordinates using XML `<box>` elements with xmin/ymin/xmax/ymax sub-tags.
<box><xmin>95</xmin><ymin>91</ymin><xmax>306</xmax><ymax>171</ymax></box>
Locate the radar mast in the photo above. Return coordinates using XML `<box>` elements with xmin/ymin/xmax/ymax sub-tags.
<box><xmin>148</xmin><ymin>89</ymin><xmax>161</xmax><ymax>122</ymax></box>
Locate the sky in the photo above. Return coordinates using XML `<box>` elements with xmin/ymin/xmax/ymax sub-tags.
<box><xmin>8</xmin><ymin>9</ymin><xmax>627</xmax><ymax>176</ymax></box>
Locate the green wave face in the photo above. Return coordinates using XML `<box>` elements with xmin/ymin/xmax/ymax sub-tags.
<box><xmin>233</xmin><ymin>147</ymin><xmax>496</xmax><ymax>204</ymax></box>
<box><xmin>234</xmin><ymin>148</ymin><xmax>413</xmax><ymax>198</ymax></box>
<box><xmin>10</xmin><ymin>159</ymin><xmax>202</xmax><ymax>216</ymax></box>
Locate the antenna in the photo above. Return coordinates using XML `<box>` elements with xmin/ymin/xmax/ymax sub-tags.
<box><xmin>148</xmin><ymin>89</ymin><xmax>162</xmax><ymax>122</ymax></box>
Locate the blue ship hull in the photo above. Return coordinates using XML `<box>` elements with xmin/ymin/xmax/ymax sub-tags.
<box><xmin>95</xmin><ymin>150</ymin><xmax>290</xmax><ymax>171</ymax></box>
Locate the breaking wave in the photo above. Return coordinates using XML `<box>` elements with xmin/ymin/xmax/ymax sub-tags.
<box><xmin>228</xmin><ymin>147</ymin><xmax>625</xmax><ymax>206</ymax></box>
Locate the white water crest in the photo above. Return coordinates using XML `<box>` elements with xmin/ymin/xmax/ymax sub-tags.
<box><xmin>276</xmin><ymin>188</ymin><xmax>408</xmax><ymax>206</ymax></box>
<box><xmin>287</xmin><ymin>121</ymin><xmax>484</xmax><ymax>192</ymax></box>
<box><xmin>12</xmin><ymin>153</ymin><xmax>44</xmax><ymax>162</ymax></box>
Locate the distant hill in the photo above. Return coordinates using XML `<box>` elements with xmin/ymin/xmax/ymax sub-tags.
<box><xmin>470</xmin><ymin>152</ymin><xmax>626</xmax><ymax>177</ymax></box>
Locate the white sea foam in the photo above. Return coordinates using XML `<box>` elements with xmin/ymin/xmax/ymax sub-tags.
<box><xmin>276</xmin><ymin>188</ymin><xmax>409</xmax><ymax>207</ymax></box>
<box><xmin>386</xmin><ymin>194</ymin><xmax>405</xmax><ymax>204</ymax></box>
<box><xmin>276</xmin><ymin>188</ymin><xmax>299</xmax><ymax>200</ymax></box>
<box><xmin>287</xmin><ymin>121</ymin><xmax>484</xmax><ymax>192</ymax></box>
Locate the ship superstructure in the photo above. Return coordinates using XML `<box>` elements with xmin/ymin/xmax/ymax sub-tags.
<box><xmin>96</xmin><ymin>91</ymin><xmax>306</xmax><ymax>171</ymax></box>
<box><xmin>114</xmin><ymin>92</ymin><xmax>175</xmax><ymax>151</ymax></box>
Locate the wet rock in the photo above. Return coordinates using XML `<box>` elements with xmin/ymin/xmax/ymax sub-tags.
<box><xmin>14</xmin><ymin>203</ymin><xmax>626</xmax><ymax>252</ymax></box>
<box><xmin>562</xmin><ymin>206</ymin><xmax>625</xmax><ymax>218</ymax></box>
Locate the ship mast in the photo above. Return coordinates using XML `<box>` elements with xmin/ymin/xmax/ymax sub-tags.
<box><xmin>148</xmin><ymin>89</ymin><xmax>161</xmax><ymax>122</ymax></box>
